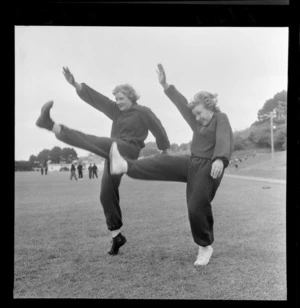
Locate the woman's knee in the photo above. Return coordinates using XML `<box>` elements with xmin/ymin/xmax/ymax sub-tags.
<box><xmin>187</xmin><ymin>194</ymin><xmax>212</xmax><ymax>216</ymax></box>
<box><xmin>100</xmin><ymin>184</ymin><xmax>117</xmax><ymax>202</ymax></box>
<box><xmin>100</xmin><ymin>176</ymin><xmax>121</xmax><ymax>202</ymax></box>
<box><xmin>188</xmin><ymin>204</ymin><xmax>214</xmax><ymax>227</ymax></box>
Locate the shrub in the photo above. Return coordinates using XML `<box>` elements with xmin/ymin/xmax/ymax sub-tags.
<box><xmin>15</xmin><ymin>161</ymin><xmax>34</xmax><ymax>171</ymax></box>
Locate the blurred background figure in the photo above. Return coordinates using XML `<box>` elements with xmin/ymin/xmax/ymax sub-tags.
<box><xmin>88</xmin><ymin>163</ymin><xmax>93</xmax><ymax>179</ymax></box>
<box><xmin>70</xmin><ymin>163</ymin><xmax>78</xmax><ymax>180</ymax></box>
<box><xmin>77</xmin><ymin>162</ymin><xmax>83</xmax><ymax>179</ymax></box>
<box><xmin>92</xmin><ymin>163</ymin><xmax>98</xmax><ymax>179</ymax></box>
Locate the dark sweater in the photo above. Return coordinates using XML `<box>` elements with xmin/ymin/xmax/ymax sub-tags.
<box><xmin>77</xmin><ymin>83</ymin><xmax>170</xmax><ymax>151</ymax></box>
<box><xmin>164</xmin><ymin>85</ymin><xmax>233</xmax><ymax>167</ymax></box>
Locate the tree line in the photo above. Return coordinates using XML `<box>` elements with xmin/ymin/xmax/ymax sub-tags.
<box><xmin>233</xmin><ymin>90</ymin><xmax>287</xmax><ymax>151</ymax></box>
<box><xmin>15</xmin><ymin>147</ymin><xmax>78</xmax><ymax>171</ymax></box>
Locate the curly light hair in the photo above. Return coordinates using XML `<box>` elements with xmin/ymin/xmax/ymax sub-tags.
<box><xmin>112</xmin><ymin>84</ymin><xmax>140</xmax><ymax>103</ymax></box>
<box><xmin>188</xmin><ymin>91</ymin><xmax>220</xmax><ymax>112</ymax></box>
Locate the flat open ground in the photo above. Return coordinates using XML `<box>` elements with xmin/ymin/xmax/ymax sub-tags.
<box><xmin>14</xmin><ymin>152</ymin><xmax>286</xmax><ymax>299</ymax></box>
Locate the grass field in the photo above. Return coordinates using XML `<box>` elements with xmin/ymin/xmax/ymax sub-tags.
<box><xmin>14</xmin><ymin>152</ymin><xmax>286</xmax><ymax>299</ymax></box>
<box><xmin>226</xmin><ymin>150</ymin><xmax>286</xmax><ymax>180</ymax></box>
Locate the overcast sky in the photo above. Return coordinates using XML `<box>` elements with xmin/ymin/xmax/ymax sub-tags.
<box><xmin>15</xmin><ymin>26</ymin><xmax>288</xmax><ymax>161</ymax></box>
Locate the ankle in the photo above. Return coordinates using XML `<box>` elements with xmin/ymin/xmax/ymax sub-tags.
<box><xmin>111</xmin><ymin>229</ymin><xmax>121</xmax><ymax>238</ymax></box>
<box><xmin>51</xmin><ymin>123</ymin><xmax>61</xmax><ymax>134</ymax></box>
<box><xmin>123</xmin><ymin>162</ymin><xmax>128</xmax><ymax>173</ymax></box>
<box><xmin>198</xmin><ymin>245</ymin><xmax>211</xmax><ymax>252</ymax></box>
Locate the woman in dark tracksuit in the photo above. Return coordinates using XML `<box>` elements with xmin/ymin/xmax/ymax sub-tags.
<box><xmin>109</xmin><ymin>64</ymin><xmax>233</xmax><ymax>266</ymax></box>
<box><xmin>36</xmin><ymin>67</ymin><xmax>170</xmax><ymax>255</ymax></box>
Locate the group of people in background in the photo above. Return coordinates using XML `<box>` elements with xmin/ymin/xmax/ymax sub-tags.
<box><xmin>40</xmin><ymin>161</ymin><xmax>48</xmax><ymax>175</ymax></box>
<box><xmin>70</xmin><ymin>162</ymin><xmax>99</xmax><ymax>180</ymax></box>
<box><xmin>88</xmin><ymin>163</ymin><xmax>98</xmax><ymax>179</ymax></box>
<box><xmin>229</xmin><ymin>150</ymin><xmax>258</xmax><ymax>170</ymax></box>
<box><xmin>40</xmin><ymin>161</ymin><xmax>98</xmax><ymax>180</ymax></box>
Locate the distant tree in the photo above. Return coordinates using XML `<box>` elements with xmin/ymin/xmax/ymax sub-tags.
<box><xmin>37</xmin><ymin>149</ymin><xmax>51</xmax><ymax>165</ymax></box>
<box><xmin>248</xmin><ymin>127</ymin><xmax>271</xmax><ymax>148</ymax></box>
<box><xmin>49</xmin><ymin>146</ymin><xmax>62</xmax><ymax>164</ymax></box>
<box><xmin>257</xmin><ymin>90</ymin><xmax>287</xmax><ymax>121</ymax></box>
<box><xmin>141</xmin><ymin>147</ymin><xmax>160</xmax><ymax>157</ymax></box>
<box><xmin>170</xmin><ymin>143</ymin><xmax>180</xmax><ymax>153</ymax></box>
<box><xmin>140</xmin><ymin>142</ymin><xmax>159</xmax><ymax>157</ymax></box>
<box><xmin>274</xmin><ymin>127</ymin><xmax>286</xmax><ymax>151</ymax></box>
<box><xmin>29</xmin><ymin>155</ymin><xmax>39</xmax><ymax>167</ymax></box>
<box><xmin>179</xmin><ymin>142</ymin><xmax>191</xmax><ymax>153</ymax></box>
<box><xmin>233</xmin><ymin>135</ymin><xmax>246</xmax><ymax>151</ymax></box>
<box><xmin>61</xmin><ymin>147</ymin><xmax>78</xmax><ymax>163</ymax></box>
<box><xmin>242</xmin><ymin>138</ymin><xmax>255</xmax><ymax>149</ymax></box>
<box><xmin>32</xmin><ymin>147</ymin><xmax>78</xmax><ymax>165</ymax></box>
<box><xmin>226</xmin><ymin>90</ymin><xmax>287</xmax><ymax>153</ymax></box>
<box><xmin>233</xmin><ymin>128</ymin><xmax>256</xmax><ymax>151</ymax></box>
<box><xmin>15</xmin><ymin>161</ymin><xmax>34</xmax><ymax>171</ymax></box>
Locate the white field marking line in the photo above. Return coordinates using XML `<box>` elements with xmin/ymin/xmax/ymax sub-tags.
<box><xmin>224</xmin><ymin>174</ymin><xmax>286</xmax><ymax>185</ymax></box>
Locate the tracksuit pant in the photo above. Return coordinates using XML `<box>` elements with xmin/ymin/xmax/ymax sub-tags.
<box><xmin>125</xmin><ymin>154</ymin><xmax>224</xmax><ymax>246</ymax></box>
<box><xmin>55</xmin><ymin>125</ymin><xmax>140</xmax><ymax>231</ymax></box>
<box><xmin>70</xmin><ymin>170</ymin><xmax>78</xmax><ymax>180</ymax></box>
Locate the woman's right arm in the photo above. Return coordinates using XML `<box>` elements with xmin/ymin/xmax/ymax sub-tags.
<box><xmin>156</xmin><ymin>64</ymin><xmax>196</xmax><ymax>130</ymax></box>
<box><xmin>62</xmin><ymin>67</ymin><xmax>118</xmax><ymax>120</ymax></box>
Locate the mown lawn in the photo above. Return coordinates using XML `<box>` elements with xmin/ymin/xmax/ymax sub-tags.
<box><xmin>14</xmin><ymin>163</ymin><xmax>286</xmax><ymax>299</ymax></box>
<box><xmin>226</xmin><ymin>150</ymin><xmax>286</xmax><ymax>180</ymax></box>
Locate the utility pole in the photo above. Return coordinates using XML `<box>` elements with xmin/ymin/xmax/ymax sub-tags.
<box><xmin>270</xmin><ymin>110</ymin><xmax>276</xmax><ymax>165</ymax></box>
<box><xmin>259</xmin><ymin>109</ymin><xmax>277</xmax><ymax>167</ymax></box>
<box><xmin>277</xmin><ymin>100</ymin><xmax>287</xmax><ymax>129</ymax></box>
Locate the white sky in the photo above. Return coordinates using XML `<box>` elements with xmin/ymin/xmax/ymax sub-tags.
<box><xmin>15</xmin><ymin>26</ymin><xmax>288</xmax><ymax>161</ymax></box>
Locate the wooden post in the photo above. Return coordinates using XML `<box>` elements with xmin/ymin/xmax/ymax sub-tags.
<box><xmin>270</xmin><ymin>110</ymin><xmax>275</xmax><ymax>166</ymax></box>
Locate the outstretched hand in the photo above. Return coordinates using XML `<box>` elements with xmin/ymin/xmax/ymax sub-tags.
<box><xmin>211</xmin><ymin>159</ymin><xmax>224</xmax><ymax>179</ymax></box>
<box><xmin>62</xmin><ymin>67</ymin><xmax>75</xmax><ymax>85</ymax></box>
<box><xmin>156</xmin><ymin>64</ymin><xmax>168</xmax><ymax>88</ymax></box>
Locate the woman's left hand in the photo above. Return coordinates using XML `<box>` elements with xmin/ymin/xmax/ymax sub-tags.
<box><xmin>211</xmin><ymin>159</ymin><xmax>224</xmax><ymax>179</ymax></box>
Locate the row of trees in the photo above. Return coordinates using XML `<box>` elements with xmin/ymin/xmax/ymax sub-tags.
<box><xmin>140</xmin><ymin>141</ymin><xmax>191</xmax><ymax>157</ymax></box>
<box><xmin>234</xmin><ymin>90</ymin><xmax>287</xmax><ymax>151</ymax></box>
<box><xmin>29</xmin><ymin>146</ymin><xmax>78</xmax><ymax>166</ymax></box>
<box><xmin>15</xmin><ymin>147</ymin><xmax>79</xmax><ymax>171</ymax></box>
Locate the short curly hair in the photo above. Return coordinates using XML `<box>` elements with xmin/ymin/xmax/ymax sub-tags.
<box><xmin>112</xmin><ymin>84</ymin><xmax>140</xmax><ymax>103</ymax></box>
<box><xmin>188</xmin><ymin>91</ymin><xmax>220</xmax><ymax>112</ymax></box>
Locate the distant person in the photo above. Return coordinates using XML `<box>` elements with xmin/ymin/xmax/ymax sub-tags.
<box><xmin>40</xmin><ymin>166</ymin><xmax>44</xmax><ymax>175</ymax></box>
<box><xmin>92</xmin><ymin>163</ymin><xmax>98</xmax><ymax>178</ymax></box>
<box><xmin>88</xmin><ymin>164</ymin><xmax>93</xmax><ymax>179</ymax></box>
<box><xmin>43</xmin><ymin>160</ymin><xmax>48</xmax><ymax>175</ymax></box>
<box><xmin>109</xmin><ymin>64</ymin><xmax>233</xmax><ymax>266</ymax></box>
<box><xmin>77</xmin><ymin>163</ymin><xmax>83</xmax><ymax>178</ymax></box>
<box><xmin>35</xmin><ymin>66</ymin><xmax>170</xmax><ymax>255</ymax></box>
<box><xmin>70</xmin><ymin>163</ymin><xmax>78</xmax><ymax>180</ymax></box>
<box><xmin>234</xmin><ymin>159</ymin><xmax>239</xmax><ymax>170</ymax></box>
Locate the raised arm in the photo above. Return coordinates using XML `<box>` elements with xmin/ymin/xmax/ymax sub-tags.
<box><xmin>62</xmin><ymin>67</ymin><xmax>118</xmax><ymax>120</ymax></box>
<box><xmin>62</xmin><ymin>67</ymin><xmax>83</xmax><ymax>92</ymax></box>
<box><xmin>156</xmin><ymin>64</ymin><xmax>196</xmax><ymax>131</ymax></box>
<box><xmin>139</xmin><ymin>107</ymin><xmax>170</xmax><ymax>151</ymax></box>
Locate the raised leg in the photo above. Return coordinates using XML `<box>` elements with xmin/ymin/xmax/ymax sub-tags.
<box><xmin>110</xmin><ymin>142</ymin><xmax>189</xmax><ymax>182</ymax></box>
<box><xmin>56</xmin><ymin>125</ymin><xmax>140</xmax><ymax>160</ymax></box>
